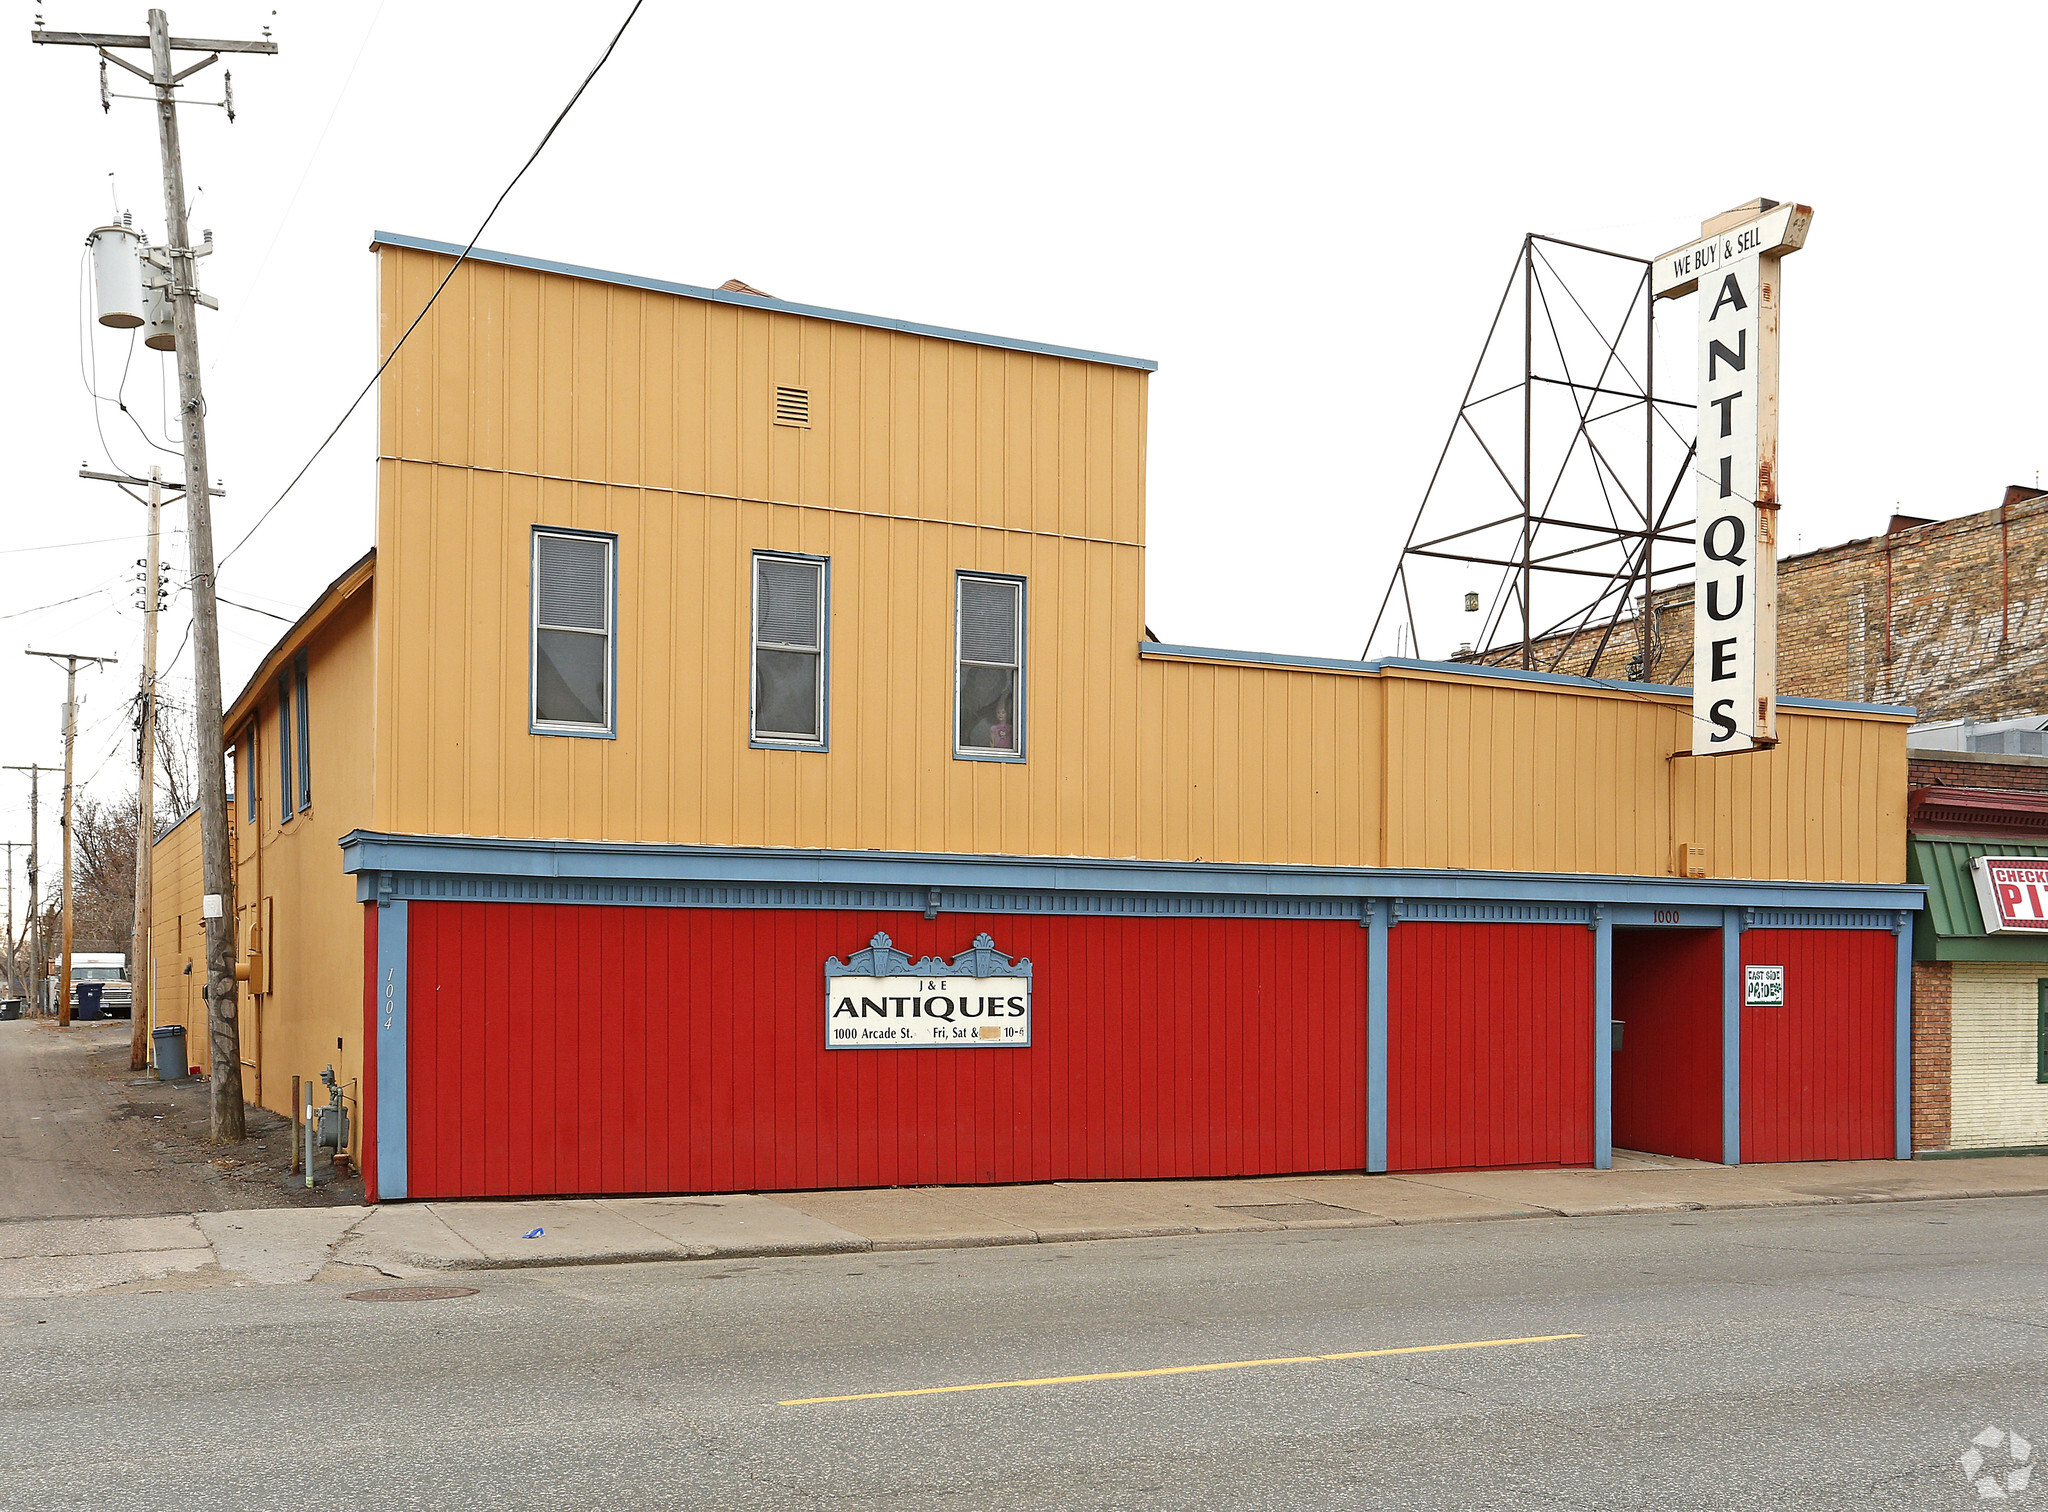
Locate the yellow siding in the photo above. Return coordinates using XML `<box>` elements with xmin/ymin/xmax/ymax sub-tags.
<box><xmin>147</xmin><ymin>808</ymin><xmax>206</xmax><ymax>1073</ymax></box>
<box><xmin>1375</xmin><ymin>669</ymin><xmax>1904</xmax><ymax>883</ymax></box>
<box><xmin>229</xmin><ymin>584</ymin><xmax>379</xmax><ymax>1120</ymax></box>
<box><xmin>151</xmin><ymin>582</ymin><xmax>378</xmax><ymax>1112</ymax></box>
<box><xmin>369</xmin><ymin>242</ymin><xmax>1905</xmax><ymax>886</ymax></box>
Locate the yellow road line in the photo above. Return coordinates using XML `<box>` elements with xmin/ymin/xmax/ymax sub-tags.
<box><xmin>778</xmin><ymin>1332</ymin><xmax>1585</xmax><ymax>1406</ymax></box>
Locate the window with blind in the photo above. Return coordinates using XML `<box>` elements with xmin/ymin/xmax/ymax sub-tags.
<box><xmin>531</xmin><ymin>529</ymin><xmax>616</xmax><ymax>735</ymax></box>
<box><xmin>751</xmin><ymin>552</ymin><xmax>827</xmax><ymax>747</ymax></box>
<box><xmin>293</xmin><ymin>651</ymin><xmax>311</xmax><ymax>811</ymax></box>
<box><xmin>276</xmin><ymin>669</ymin><xmax>295</xmax><ymax>820</ymax></box>
<box><xmin>955</xmin><ymin>573</ymin><xmax>1024</xmax><ymax>759</ymax></box>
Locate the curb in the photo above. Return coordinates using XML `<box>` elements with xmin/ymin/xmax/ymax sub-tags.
<box><xmin>364</xmin><ymin>1184</ymin><xmax>2048</xmax><ymax>1273</ymax></box>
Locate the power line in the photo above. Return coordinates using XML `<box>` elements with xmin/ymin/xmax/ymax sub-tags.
<box><xmin>0</xmin><ymin>533</ymin><xmax>138</xmax><ymax>556</ymax></box>
<box><xmin>0</xmin><ymin>579</ymin><xmax>120</xmax><ymax>621</ymax></box>
<box><xmin>209</xmin><ymin>0</ymin><xmax>390</xmax><ymax>375</ymax></box>
<box><xmin>218</xmin><ymin>0</ymin><xmax>646</xmax><ymax>569</ymax></box>
<box><xmin>215</xmin><ymin>593</ymin><xmax>293</xmax><ymax>623</ymax></box>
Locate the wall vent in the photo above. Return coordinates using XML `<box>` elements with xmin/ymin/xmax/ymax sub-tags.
<box><xmin>773</xmin><ymin>386</ymin><xmax>811</xmax><ymax>428</ymax></box>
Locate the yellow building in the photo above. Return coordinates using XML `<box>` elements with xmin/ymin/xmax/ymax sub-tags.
<box><xmin>160</xmin><ymin>232</ymin><xmax>1922</xmax><ymax>1202</ymax></box>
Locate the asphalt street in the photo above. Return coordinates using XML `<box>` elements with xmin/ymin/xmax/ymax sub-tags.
<box><xmin>4</xmin><ymin>1196</ymin><xmax>2045</xmax><ymax>1510</ymax></box>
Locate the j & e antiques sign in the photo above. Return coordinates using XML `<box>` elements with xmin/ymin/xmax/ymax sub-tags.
<box><xmin>825</xmin><ymin>931</ymin><xmax>1033</xmax><ymax>1048</ymax></box>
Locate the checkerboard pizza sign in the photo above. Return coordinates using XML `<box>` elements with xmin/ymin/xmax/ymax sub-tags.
<box><xmin>1971</xmin><ymin>856</ymin><xmax>2048</xmax><ymax>933</ymax></box>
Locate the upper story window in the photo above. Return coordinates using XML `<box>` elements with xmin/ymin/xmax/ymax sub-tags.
<box><xmin>955</xmin><ymin>572</ymin><xmax>1024</xmax><ymax>760</ymax></box>
<box><xmin>276</xmin><ymin>669</ymin><xmax>296</xmax><ymax>820</ymax></box>
<box><xmin>751</xmin><ymin>552</ymin><xmax>828</xmax><ymax>748</ymax></box>
<box><xmin>531</xmin><ymin>528</ymin><xmax>616</xmax><ymax>737</ymax></box>
<box><xmin>293</xmin><ymin>651</ymin><xmax>311</xmax><ymax>811</ymax></box>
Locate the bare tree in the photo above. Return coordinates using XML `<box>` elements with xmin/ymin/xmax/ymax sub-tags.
<box><xmin>153</xmin><ymin>694</ymin><xmax>198</xmax><ymax>833</ymax></box>
<box><xmin>70</xmin><ymin>791</ymin><xmax>140</xmax><ymax>954</ymax></box>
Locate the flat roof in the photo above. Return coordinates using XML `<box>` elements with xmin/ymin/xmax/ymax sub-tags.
<box><xmin>371</xmin><ymin>232</ymin><xmax>1159</xmax><ymax>373</ymax></box>
<box><xmin>1139</xmin><ymin>642</ymin><xmax>1917</xmax><ymax>718</ymax></box>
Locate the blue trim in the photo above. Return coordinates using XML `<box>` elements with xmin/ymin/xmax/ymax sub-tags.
<box><xmin>1722</xmin><ymin>908</ymin><xmax>1742</xmax><ymax>1167</ymax></box>
<box><xmin>339</xmin><ymin>830</ymin><xmax>1925</xmax><ymax>917</ymax></box>
<box><xmin>1143</xmin><ymin>643</ymin><xmax>1379</xmax><ymax>677</ymax></box>
<box><xmin>376</xmin><ymin>899</ymin><xmax>409</xmax><ymax>1201</ymax></box>
<box><xmin>955</xmin><ymin>570</ymin><xmax>1028</xmax><ymax>764</ymax></box>
<box><xmin>1895</xmin><ymin>915</ymin><xmax>1913</xmax><ymax>1160</ymax></box>
<box><xmin>749</xmin><ymin>549</ymin><xmax>831</xmax><ymax>752</ymax></box>
<box><xmin>1608</xmin><ymin>904</ymin><xmax>1729</xmax><ymax>928</ymax></box>
<box><xmin>1366</xmin><ymin>900</ymin><xmax>1388</xmax><ymax>1174</ymax></box>
<box><xmin>1595</xmin><ymin>909</ymin><xmax>1613</xmax><ymax>1171</ymax></box>
<box><xmin>371</xmin><ymin>231</ymin><xmax>1160</xmax><ymax>373</ymax></box>
<box><xmin>1138</xmin><ymin>643</ymin><xmax>1917</xmax><ymax>718</ymax></box>
<box><xmin>529</xmin><ymin>524</ymin><xmax>620</xmax><ymax>741</ymax></box>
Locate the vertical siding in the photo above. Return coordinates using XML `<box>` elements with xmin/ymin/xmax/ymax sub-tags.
<box><xmin>1379</xmin><ymin>672</ymin><xmax>1906</xmax><ymax>883</ymax></box>
<box><xmin>374</xmin><ymin>243</ymin><xmax>1906</xmax><ymax>884</ymax></box>
<box><xmin>1386</xmin><ymin>922</ymin><xmax>1595</xmax><ymax>1172</ymax></box>
<box><xmin>1949</xmin><ymin>962</ymin><xmax>2048</xmax><ymax>1150</ymax></box>
<box><xmin>146</xmin><ymin>810</ymin><xmax>208</xmax><ymax>1072</ymax></box>
<box><xmin>225</xmin><ymin>587</ymin><xmax>380</xmax><ymax>1120</ymax></box>
<box><xmin>1610</xmin><ymin>929</ymin><xmax>1722</xmax><ymax>1161</ymax></box>
<box><xmin>402</xmin><ymin>903</ymin><xmax>1367</xmax><ymax>1199</ymax></box>
<box><xmin>1740</xmin><ymin>928</ymin><xmax>1895</xmax><ymax>1162</ymax></box>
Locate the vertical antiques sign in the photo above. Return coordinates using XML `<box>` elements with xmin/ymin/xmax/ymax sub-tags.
<box><xmin>1652</xmin><ymin>200</ymin><xmax>1813</xmax><ymax>755</ymax></box>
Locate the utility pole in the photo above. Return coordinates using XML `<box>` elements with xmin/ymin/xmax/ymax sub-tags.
<box><xmin>131</xmin><ymin>468</ymin><xmax>163</xmax><ymax>1068</ymax></box>
<box><xmin>0</xmin><ymin>841</ymin><xmax>23</xmax><ymax>1000</ymax></box>
<box><xmin>80</xmin><ymin>465</ymin><xmax>182</xmax><ymax>1066</ymax></box>
<box><xmin>27</xmin><ymin>652</ymin><xmax>117</xmax><ymax>1029</ymax></box>
<box><xmin>35</xmin><ymin>12</ymin><xmax>276</xmax><ymax>1136</ymax></box>
<box><xmin>5</xmin><ymin>766</ymin><xmax>60</xmax><ymax>1017</ymax></box>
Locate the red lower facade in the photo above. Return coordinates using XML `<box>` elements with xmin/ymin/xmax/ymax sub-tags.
<box><xmin>399</xmin><ymin>904</ymin><xmax>1369</xmax><ymax>1201</ymax></box>
<box><xmin>1388</xmin><ymin>922</ymin><xmax>1595</xmax><ymax>1171</ymax></box>
<box><xmin>1740</xmin><ymin>928</ymin><xmax>1897</xmax><ymax>1163</ymax></box>
<box><xmin>345</xmin><ymin>834</ymin><xmax>1918</xmax><ymax>1202</ymax></box>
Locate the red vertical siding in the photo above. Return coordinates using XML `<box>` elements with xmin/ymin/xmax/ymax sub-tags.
<box><xmin>1387</xmin><ymin>922</ymin><xmax>1595</xmax><ymax>1172</ymax></box>
<box><xmin>1610</xmin><ymin>929</ymin><xmax>1722</xmax><ymax>1162</ymax></box>
<box><xmin>402</xmin><ymin>905</ymin><xmax>1369</xmax><ymax>1199</ymax></box>
<box><xmin>1740</xmin><ymin>928</ymin><xmax>1895</xmax><ymax>1162</ymax></box>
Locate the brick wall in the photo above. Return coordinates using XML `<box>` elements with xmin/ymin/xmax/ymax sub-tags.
<box><xmin>1908</xmin><ymin>752</ymin><xmax>2048</xmax><ymax>794</ymax></box>
<box><xmin>1510</xmin><ymin>486</ymin><xmax>2048</xmax><ymax>723</ymax></box>
<box><xmin>1911</xmin><ymin>959</ymin><xmax>1952</xmax><ymax>1153</ymax></box>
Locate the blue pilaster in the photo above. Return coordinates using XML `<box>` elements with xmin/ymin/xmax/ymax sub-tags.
<box><xmin>1367</xmin><ymin>899</ymin><xmax>1389</xmax><ymax>1174</ymax></box>
<box><xmin>376</xmin><ymin>898</ymin><xmax>409</xmax><ymax>1199</ymax></box>
<box><xmin>1594</xmin><ymin>907</ymin><xmax>1613</xmax><ymax>1171</ymax></box>
<box><xmin>1895</xmin><ymin>911</ymin><xmax>1914</xmax><ymax>1160</ymax></box>
<box><xmin>1722</xmin><ymin>906</ymin><xmax>1742</xmax><ymax>1166</ymax></box>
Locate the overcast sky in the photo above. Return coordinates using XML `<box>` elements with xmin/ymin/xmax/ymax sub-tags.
<box><xmin>4</xmin><ymin>1</ymin><xmax>2045</xmax><ymax>913</ymax></box>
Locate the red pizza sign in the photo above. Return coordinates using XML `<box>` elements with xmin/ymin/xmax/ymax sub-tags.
<box><xmin>1971</xmin><ymin>856</ymin><xmax>2048</xmax><ymax>933</ymax></box>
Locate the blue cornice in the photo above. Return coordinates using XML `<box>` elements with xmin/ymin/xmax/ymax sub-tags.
<box><xmin>1138</xmin><ymin>644</ymin><xmax>1917</xmax><ymax>718</ymax></box>
<box><xmin>340</xmin><ymin>830</ymin><xmax>1921</xmax><ymax>916</ymax></box>
<box><xmin>371</xmin><ymin>232</ymin><xmax>1159</xmax><ymax>373</ymax></box>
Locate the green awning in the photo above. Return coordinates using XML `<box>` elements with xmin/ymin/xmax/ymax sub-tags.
<box><xmin>1909</xmin><ymin>837</ymin><xmax>2048</xmax><ymax>961</ymax></box>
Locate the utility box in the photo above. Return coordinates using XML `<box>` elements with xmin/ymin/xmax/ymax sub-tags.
<box><xmin>87</xmin><ymin>223</ymin><xmax>146</xmax><ymax>328</ymax></box>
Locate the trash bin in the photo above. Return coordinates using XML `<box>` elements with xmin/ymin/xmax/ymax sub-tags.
<box><xmin>152</xmin><ymin>1025</ymin><xmax>187</xmax><ymax>1080</ymax></box>
<box><xmin>75</xmin><ymin>981</ymin><xmax>106</xmax><ymax>1020</ymax></box>
<box><xmin>0</xmin><ymin>998</ymin><xmax>22</xmax><ymax>1021</ymax></box>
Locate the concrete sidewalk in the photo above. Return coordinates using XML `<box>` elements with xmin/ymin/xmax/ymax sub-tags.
<box><xmin>5</xmin><ymin>1152</ymin><xmax>2045</xmax><ymax>1298</ymax></box>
